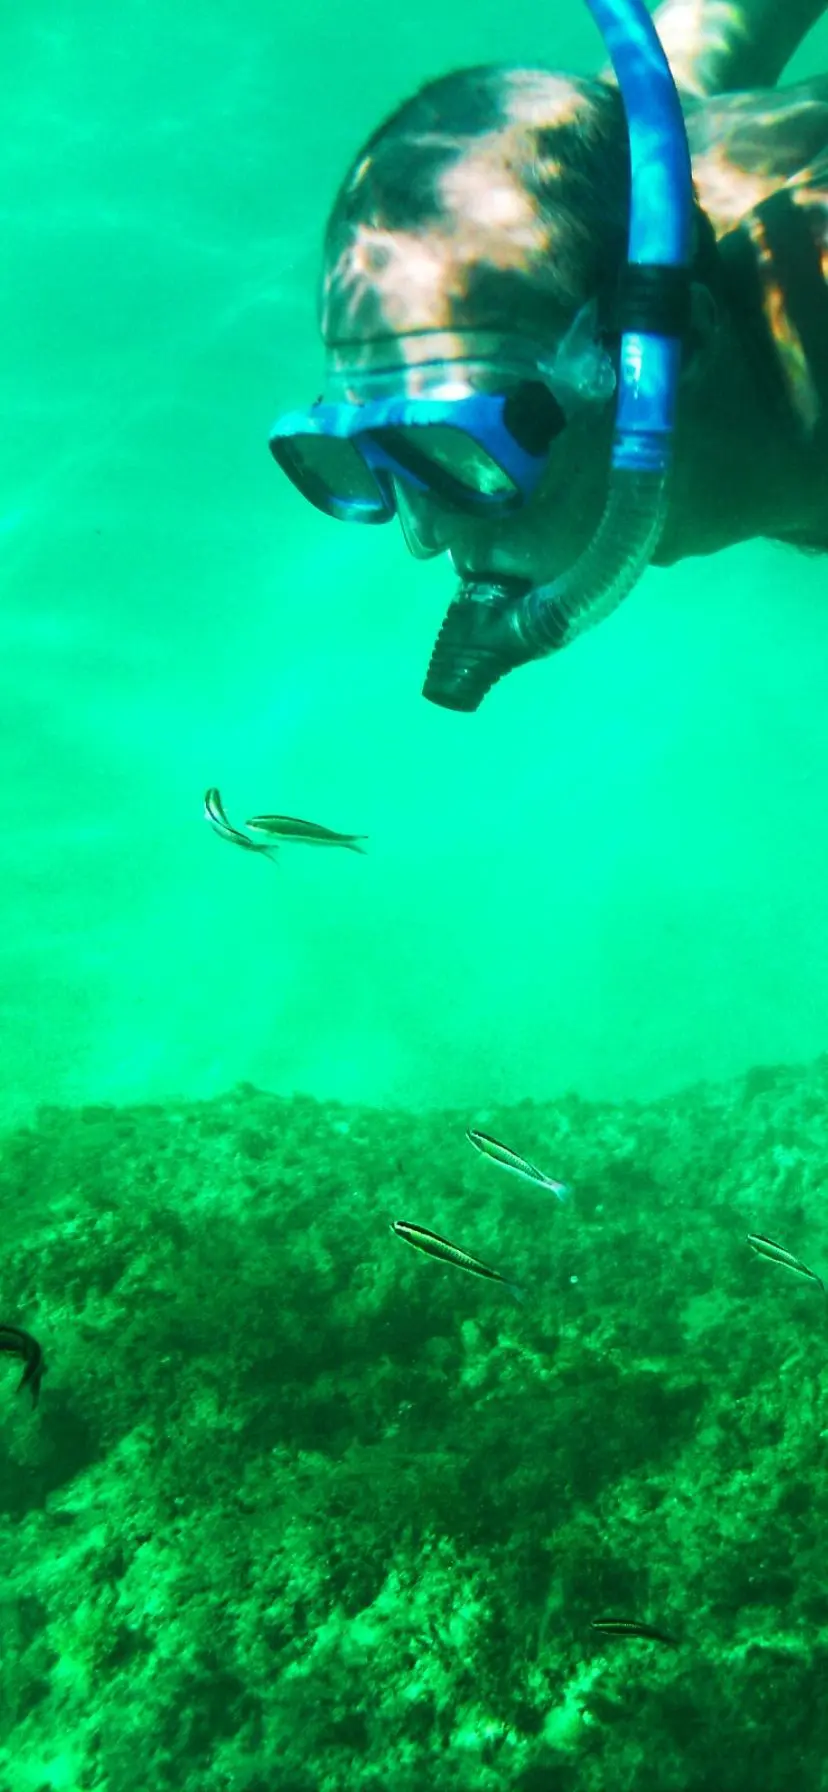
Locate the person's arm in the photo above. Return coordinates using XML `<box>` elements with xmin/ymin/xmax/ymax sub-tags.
<box><xmin>650</xmin><ymin>0</ymin><xmax>827</xmax><ymax>98</ymax></box>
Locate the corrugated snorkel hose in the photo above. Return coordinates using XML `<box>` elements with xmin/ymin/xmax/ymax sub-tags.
<box><xmin>510</xmin><ymin>0</ymin><xmax>693</xmax><ymax>657</ymax></box>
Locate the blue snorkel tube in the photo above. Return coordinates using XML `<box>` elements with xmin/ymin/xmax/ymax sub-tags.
<box><xmin>424</xmin><ymin>0</ymin><xmax>694</xmax><ymax>710</ymax></box>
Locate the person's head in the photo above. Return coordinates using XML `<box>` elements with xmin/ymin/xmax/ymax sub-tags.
<box><xmin>322</xmin><ymin>66</ymin><xmax>631</xmax><ymax>354</ymax></box>
<box><xmin>319</xmin><ymin>67</ymin><xmax>632</xmax><ymax>583</ymax></box>
<box><xmin>270</xmin><ymin>55</ymin><xmax>733</xmax><ymax>706</ymax></box>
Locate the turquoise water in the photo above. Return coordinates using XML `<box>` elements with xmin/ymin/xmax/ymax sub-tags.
<box><xmin>4</xmin><ymin>7</ymin><xmax>828</xmax><ymax>1790</ymax></box>
<box><xmin>2</xmin><ymin>2</ymin><xmax>828</xmax><ymax>1124</ymax></box>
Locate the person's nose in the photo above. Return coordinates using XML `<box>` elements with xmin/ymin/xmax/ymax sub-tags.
<box><xmin>393</xmin><ymin>481</ymin><xmax>461</xmax><ymax>560</ymax></box>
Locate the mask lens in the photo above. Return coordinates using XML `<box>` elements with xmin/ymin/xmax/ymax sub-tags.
<box><xmin>274</xmin><ymin>432</ymin><xmax>381</xmax><ymax>508</ymax></box>
<box><xmin>373</xmin><ymin>425</ymin><xmax>517</xmax><ymax>502</ymax></box>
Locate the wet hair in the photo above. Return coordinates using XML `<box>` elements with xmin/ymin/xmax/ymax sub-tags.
<box><xmin>321</xmin><ymin>66</ymin><xmax>633</xmax><ymax>347</ymax></box>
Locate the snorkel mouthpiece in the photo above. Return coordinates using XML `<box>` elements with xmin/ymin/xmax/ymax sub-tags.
<box><xmin>423</xmin><ymin>577</ymin><xmax>542</xmax><ymax>712</ymax></box>
<box><xmin>423</xmin><ymin>460</ymin><xmax>670</xmax><ymax>711</ymax></box>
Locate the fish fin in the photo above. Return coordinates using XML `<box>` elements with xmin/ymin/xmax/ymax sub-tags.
<box><xmin>346</xmin><ymin>839</ymin><xmax>368</xmax><ymax>854</ymax></box>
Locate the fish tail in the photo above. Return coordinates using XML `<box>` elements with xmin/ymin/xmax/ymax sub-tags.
<box><xmin>346</xmin><ymin>839</ymin><xmax>368</xmax><ymax>854</ymax></box>
<box><xmin>505</xmin><ymin>1280</ymin><xmax>526</xmax><ymax>1307</ymax></box>
<box><xmin>16</xmin><ymin>1366</ymin><xmax>38</xmax><ymax>1407</ymax></box>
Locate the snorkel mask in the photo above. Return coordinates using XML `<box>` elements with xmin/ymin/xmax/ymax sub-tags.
<box><xmin>269</xmin><ymin>0</ymin><xmax>693</xmax><ymax>710</ymax></box>
<box><xmin>270</xmin><ymin>306</ymin><xmax>616</xmax><ymax>532</ymax></box>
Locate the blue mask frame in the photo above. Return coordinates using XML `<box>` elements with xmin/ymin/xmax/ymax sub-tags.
<box><xmin>269</xmin><ymin>384</ymin><xmax>568</xmax><ymax>523</ymax></box>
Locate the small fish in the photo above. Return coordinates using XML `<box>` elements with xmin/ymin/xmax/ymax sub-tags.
<box><xmin>466</xmin><ymin>1128</ymin><xmax>569</xmax><ymax>1202</ymax></box>
<box><xmin>245</xmin><ymin>814</ymin><xmax>367</xmax><ymax>854</ymax></box>
<box><xmin>0</xmin><ymin>1325</ymin><xmax>46</xmax><ymax>1407</ymax></box>
<box><xmin>590</xmin><ymin>1618</ymin><xmax>678</xmax><ymax>1647</ymax></box>
<box><xmin>747</xmin><ymin>1232</ymin><xmax>825</xmax><ymax>1295</ymax></box>
<box><xmin>204</xmin><ymin>788</ymin><xmax>279</xmax><ymax>862</ymax></box>
<box><xmin>390</xmin><ymin>1219</ymin><xmax>523</xmax><ymax>1302</ymax></box>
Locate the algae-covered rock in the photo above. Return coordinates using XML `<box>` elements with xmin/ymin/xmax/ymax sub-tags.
<box><xmin>1</xmin><ymin>1065</ymin><xmax>828</xmax><ymax>1790</ymax></box>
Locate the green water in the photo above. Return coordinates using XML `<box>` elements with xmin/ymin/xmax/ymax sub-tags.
<box><xmin>1</xmin><ymin>1</ymin><xmax>827</xmax><ymax>1121</ymax></box>
<box><xmin>3</xmin><ymin>2</ymin><xmax>828</xmax><ymax>1788</ymax></box>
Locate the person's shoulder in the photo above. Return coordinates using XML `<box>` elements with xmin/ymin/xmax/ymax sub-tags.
<box><xmin>687</xmin><ymin>78</ymin><xmax>828</xmax><ymax>235</ymax></box>
<box><xmin>687</xmin><ymin>80</ymin><xmax>828</xmax><ymax>444</ymax></box>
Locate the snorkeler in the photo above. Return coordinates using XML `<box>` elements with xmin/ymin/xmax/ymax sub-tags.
<box><xmin>269</xmin><ymin>0</ymin><xmax>828</xmax><ymax>711</ymax></box>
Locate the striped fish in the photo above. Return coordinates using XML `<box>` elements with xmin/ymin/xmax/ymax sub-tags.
<box><xmin>245</xmin><ymin>814</ymin><xmax>367</xmax><ymax>853</ymax></box>
<box><xmin>590</xmin><ymin>1618</ymin><xmax>677</xmax><ymax>1647</ymax></box>
<box><xmin>466</xmin><ymin>1127</ymin><xmax>569</xmax><ymax>1202</ymax></box>
<box><xmin>747</xmin><ymin>1232</ymin><xmax>825</xmax><ymax>1295</ymax></box>
<box><xmin>204</xmin><ymin>788</ymin><xmax>279</xmax><ymax>862</ymax></box>
<box><xmin>390</xmin><ymin>1219</ymin><xmax>523</xmax><ymax>1303</ymax></box>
